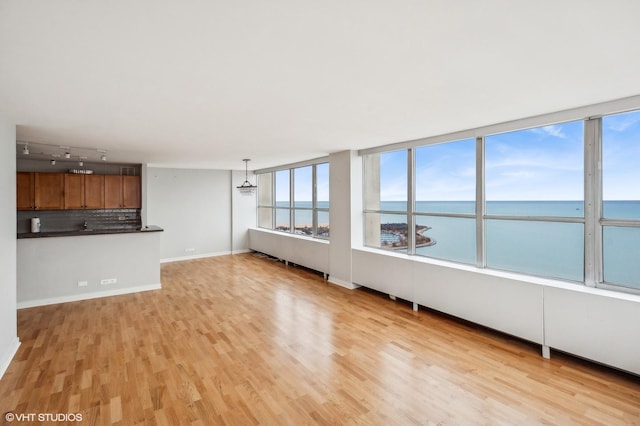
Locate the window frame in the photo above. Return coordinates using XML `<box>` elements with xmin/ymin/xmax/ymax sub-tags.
<box><xmin>257</xmin><ymin>161</ymin><xmax>330</xmax><ymax>239</ymax></box>
<box><xmin>361</xmin><ymin>112</ymin><xmax>640</xmax><ymax>295</ymax></box>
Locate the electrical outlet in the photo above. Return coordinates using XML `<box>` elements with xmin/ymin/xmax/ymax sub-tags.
<box><xmin>100</xmin><ymin>278</ymin><xmax>117</xmax><ymax>285</ymax></box>
<box><xmin>185</xmin><ymin>248</ymin><xmax>196</xmax><ymax>253</ymax></box>
<box><xmin>77</xmin><ymin>280</ymin><xmax>88</xmax><ymax>287</ymax></box>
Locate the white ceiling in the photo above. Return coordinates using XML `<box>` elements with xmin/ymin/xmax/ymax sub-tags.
<box><xmin>2</xmin><ymin>1</ymin><xmax>640</xmax><ymax>170</ymax></box>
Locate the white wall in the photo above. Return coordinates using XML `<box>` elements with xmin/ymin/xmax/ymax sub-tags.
<box><xmin>146</xmin><ymin>168</ymin><xmax>234</xmax><ymax>261</ymax></box>
<box><xmin>231</xmin><ymin>170</ymin><xmax>257</xmax><ymax>253</ymax></box>
<box><xmin>0</xmin><ymin>117</ymin><xmax>19</xmax><ymax>379</ymax></box>
<box><xmin>17</xmin><ymin>232</ymin><xmax>161</xmax><ymax>308</ymax></box>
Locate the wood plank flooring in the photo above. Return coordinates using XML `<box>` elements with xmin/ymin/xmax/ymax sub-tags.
<box><xmin>1</xmin><ymin>253</ymin><xmax>639</xmax><ymax>425</ymax></box>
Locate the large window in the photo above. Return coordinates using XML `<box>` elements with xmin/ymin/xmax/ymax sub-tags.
<box><xmin>485</xmin><ymin>121</ymin><xmax>584</xmax><ymax>281</ymax></box>
<box><xmin>362</xmin><ymin>111</ymin><xmax>640</xmax><ymax>293</ymax></box>
<box><xmin>257</xmin><ymin>161</ymin><xmax>330</xmax><ymax>238</ymax></box>
<box><xmin>415</xmin><ymin>139</ymin><xmax>476</xmax><ymax>264</ymax></box>
<box><xmin>364</xmin><ymin>150</ymin><xmax>408</xmax><ymax>252</ymax></box>
<box><xmin>602</xmin><ymin>110</ymin><xmax>640</xmax><ymax>290</ymax></box>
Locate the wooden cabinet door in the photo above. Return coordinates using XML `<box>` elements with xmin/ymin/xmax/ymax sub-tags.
<box><xmin>17</xmin><ymin>172</ymin><xmax>35</xmax><ymax>210</ymax></box>
<box><xmin>122</xmin><ymin>175</ymin><xmax>141</xmax><ymax>208</ymax></box>
<box><xmin>84</xmin><ymin>175</ymin><xmax>105</xmax><ymax>209</ymax></box>
<box><xmin>64</xmin><ymin>174</ymin><xmax>85</xmax><ymax>209</ymax></box>
<box><xmin>35</xmin><ymin>173</ymin><xmax>64</xmax><ymax>210</ymax></box>
<box><xmin>104</xmin><ymin>175</ymin><xmax>123</xmax><ymax>208</ymax></box>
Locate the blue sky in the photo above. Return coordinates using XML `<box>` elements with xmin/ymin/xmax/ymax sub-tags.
<box><xmin>275</xmin><ymin>163</ymin><xmax>330</xmax><ymax>203</ymax></box>
<box><xmin>377</xmin><ymin>110</ymin><xmax>640</xmax><ymax>201</ymax></box>
<box><xmin>272</xmin><ymin>111</ymin><xmax>640</xmax><ymax>204</ymax></box>
<box><xmin>603</xmin><ymin>110</ymin><xmax>640</xmax><ymax>200</ymax></box>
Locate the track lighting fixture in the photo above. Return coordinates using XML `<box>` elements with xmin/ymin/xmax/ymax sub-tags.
<box><xmin>17</xmin><ymin>142</ymin><xmax>112</xmax><ymax>163</ymax></box>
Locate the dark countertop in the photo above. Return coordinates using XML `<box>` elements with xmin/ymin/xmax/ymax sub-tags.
<box><xmin>18</xmin><ymin>225</ymin><xmax>163</xmax><ymax>239</ymax></box>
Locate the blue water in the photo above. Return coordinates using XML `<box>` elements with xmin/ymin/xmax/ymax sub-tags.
<box><xmin>272</xmin><ymin>200</ymin><xmax>640</xmax><ymax>289</ymax></box>
<box><xmin>380</xmin><ymin>200</ymin><xmax>640</xmax><ymax>288</ymax></box>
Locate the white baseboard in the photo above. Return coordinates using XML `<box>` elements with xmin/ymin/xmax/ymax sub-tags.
<box><xmin>0</xmin><ymin>337</ymin><xmax>21</xmax><ymax>380</ymax></box>
<box><xmin>231</xmin><ymin>249</ymin><xmax>252</xmax><ymax>255</ymax></box>
<box><xmin>160</xmin><ymin>251</ymin><xmax>231</xmax><ymax>263</ymax></box>
<box><xmin>328</xmin><ymin>277</ymin><xmax>361</xmax><ymax>290</ymax></box>
<box><xmin>17</xmin><ymin>283</ymin><xmax>162</xmax><ymax>309</ymax></box>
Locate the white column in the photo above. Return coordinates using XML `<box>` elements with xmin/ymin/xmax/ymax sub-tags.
<box><xmin>328</xmin><ymin>151</ymin><xmax>362</xmax><ymax>289</ymax></box>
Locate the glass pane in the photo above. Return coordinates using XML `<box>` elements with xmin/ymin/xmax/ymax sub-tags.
<box><xmin>364</xmin><ymin>212</ymin><xmax>408</xmax><ymax>253</ymax></box>
<box><xmin>258</xmin><ymin>207</ymin><xmax>272</xmax><ymax>229</ymax></box>
<box><xmin>485</xmin><ymin>121</ymin><xmax>584</xmax><ymax>216</ymax></box>
<box><xmin>603</xmin><ymin>226</ymin><xmax>640</xmax><ymax>289</ymax></box>
<box><xmin>486</xmin><ymin>201</ymin><xmax>584</xmax><ymax>218</ymax></box>
<box><xmin>275</xmin><ymin>208</ymin><xmax>290</xmax><ymax>232</ymax></box>
<box><xmin>294</xmin><ymin>166</ymin><xmax>312</xmax><ymax>208</ymax></box>
<box><xmin>602</xmin><ymin>110</ymin><xmax>640</xmax><ymax>220</ymax></box>
<box><xmin>415</xmin><ymin>216</ymin><xmax>476</xmax><ymax>264</ymax></box>
<box><xmin>364</xmin><ymin>151</ymin><xmax>407</xmax><ymax>212</ymax></box>
<box><xmin>317</xmin><ymin>210</ymin><xmax>330</xmax><ymax>238</ymax></box>
<box><xmin>316</xmin><ymin>163</ymin><xmax>330</xmax><ymax>209</ymax></box>
<box><xmin>275</xmin><ymin>170</ymin><xmax>290</xmax><ymax>205</ymax></box>
<box><xmin>257</xmin><ymin>173</ymin><xmax>273</xmax><ymax>206</ymax></box>
<box><xmin>486</xmin><ymin>220</ymin><xmax>584</xmax><ymax>281</ymax></box>
<box><xmin>415</xmin><ymin>139</ymin><xmax>475</xmax><ymax>214</ymax></box>
<box><xmin>294</xmin><ymin>209</ymin><xmax>313</xmax><ymax>236</ymax></box>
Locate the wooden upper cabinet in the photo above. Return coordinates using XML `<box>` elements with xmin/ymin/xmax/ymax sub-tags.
<box><xmin>104</xmin><ymin>175</ymin><xmax>124</xmax><ymax>208</ymax></box>
<box><xmin>35</xmin><ymin>173</ymin><xmax>64</xmax><ymax>210</ymax></box>
<box><xmin>105</xmin><ymin>175</ymin><xmax>141</xmax><ymax>209</ymax></box>
<box><xmin>18</xmin><ymin>172</ymin><xmax>139</xmax><ymax>211</ymax></box>
<box><xmin>64</xmin><ymin>174</ymin><xmax>84</xmax><ymax>209</ymax></box>
<box><xmin>17</xmin><ymin>172</ymin><xmax>35</xmax><ymax>210</ymax></box>
<box><xmin>84</xmin><ymin>174</ymin><xmax>105</xmax><ymax>209</ymax></box>
<box><xmin>64</xmin><ymin>174</ymin><xmax>105</xmax><ymax>209</ymax></box>
<box><xmin>122</xmin><ymin>175</ymin><xmax>141</xmax><ymax>208</ymax></box>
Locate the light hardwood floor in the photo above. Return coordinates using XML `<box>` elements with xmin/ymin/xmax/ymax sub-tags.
<box><xmin>1</xmin><ymin>253</ymin><xmax>639</xmax><ymax>425</ymax></box>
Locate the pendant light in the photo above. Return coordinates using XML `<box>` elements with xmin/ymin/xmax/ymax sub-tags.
<box><xmin>236</xmin><ymin>159</ymin><xmax>257</xmax><ymax>194</ymax></box>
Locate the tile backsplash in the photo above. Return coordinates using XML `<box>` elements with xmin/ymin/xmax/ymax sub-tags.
<box><xmin>17</xmin><ymin>209</ymin><xmax>141</xmax><ymax>234</ymax></box>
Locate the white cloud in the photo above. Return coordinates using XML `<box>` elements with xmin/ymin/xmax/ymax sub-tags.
<box><xmin>531</xmin><ymin>125</ymin><xmax>566</xmax><ymax>138</ymax></box>
<box><xmin>501</xmin><ymin>170</ymin><xmax>536</xmax><ymax>178</ymax></box>
<box><xmin>606</xmin><ymin>115</ymin><xmax>640</xmax><ymax>132</ymax></box>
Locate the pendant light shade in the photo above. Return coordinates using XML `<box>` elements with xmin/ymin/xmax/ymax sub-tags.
<box><xmin>236</xmin><ymin>159</ymin><xmax>257</xmax><ymax>194</ymax></box>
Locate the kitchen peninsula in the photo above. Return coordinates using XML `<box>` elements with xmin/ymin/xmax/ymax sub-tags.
<box><xmin>16</xmin><ymin>159</ymin><xmax>163</xmax><ymax>308</ymax></box>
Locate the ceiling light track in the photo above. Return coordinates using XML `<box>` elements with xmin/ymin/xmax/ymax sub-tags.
<box><xmin>16</xmin><ymin>140</ymin><xmax>108</xmax><ymax>163</ymax></box>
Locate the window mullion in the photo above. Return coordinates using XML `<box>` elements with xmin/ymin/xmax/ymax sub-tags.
<box><xmin>289</xmin><ymin>169</ymin><xmax>294</xmax><ymax>233</ymax></box>
<box><xmin>476</xmin><ymin>136</ymin><xmax>486</xmax><ymax>268</ymax></box>
<box><xmin>584</xmin><ymin>118</ymin><xmax>603</xmax><ymax>287</ymax></box>
<box><xmin>312</xmin><ymin>164</ymin><xmax>318</xmax><ymax>237</ymax></box>
<box><xmin>408</xmin><ymin>148</ymin><xmax>415</xmax><ymax>255</ymax></box>
<box><xmin>271</xmin><ymin>173</ymin><xmax>276</xmax><ymax>229</ymax></box>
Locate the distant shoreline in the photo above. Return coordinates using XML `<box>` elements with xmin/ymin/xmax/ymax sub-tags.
<box><xmin>380</xmin><ymin>223</ymin><xmax>435</xmax><ymax>250</ymax></box>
